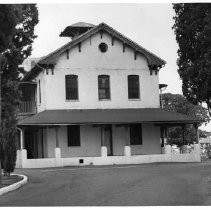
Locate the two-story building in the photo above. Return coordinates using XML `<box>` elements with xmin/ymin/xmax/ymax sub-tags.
<box><xmin>17</xmin><ymin>22</ymin><xmax>201</xmax><ymax>168</ymax></box>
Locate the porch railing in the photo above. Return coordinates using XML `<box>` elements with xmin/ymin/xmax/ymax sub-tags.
<box><xmin>18</xmin><ymin>101</ymin><xmax>37</xmax><ymax>114</ymax></box>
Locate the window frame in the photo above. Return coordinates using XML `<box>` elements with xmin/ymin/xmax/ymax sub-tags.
<box><xmin>38</xmin><ymin>79</ymin><xmax>41</xmax><ymax>104</ymax></box>
<box><xmin>128</xmin><ymin>75</ymin><xmax>140</xmax><ymax>99</ymax></box>
<box><xmin>129</xmin><ymin>123</ymin><xmax>142</xmax><ymax>145</ymax></box>
<box><xmin>98</xmin><ymin>75</ymin><xmax>111</xmax><ymax>100</ymax></box>
<box><xmin>67</xmin><ymin>125</ymin><xmax>81</xmax><ymax>147</ymax></box>
<box><xmin>65</xmin><ymin>74</ymin><xmax>79</xmax><ymax>100</ymax></box>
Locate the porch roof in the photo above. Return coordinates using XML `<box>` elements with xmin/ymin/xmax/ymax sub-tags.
<box><xmin>18</xmin><ymin>108</ymin><xmax>202</xmax><ymax>126</ymax></box>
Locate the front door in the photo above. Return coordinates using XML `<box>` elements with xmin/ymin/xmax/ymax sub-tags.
<box><xmin>104</xmin><ymin>125</ymin><xmax>113</xmax><ymax>156</ymax></box>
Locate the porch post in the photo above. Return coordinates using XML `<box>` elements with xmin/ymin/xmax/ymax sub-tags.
<box><xmin>164</xmin><ymin>126</ymin><xmax>171</xmax><ymax>154</ymax></box>
<box><xmin>16</xmin><ymin>127</ymin><xmax>27</xmax><ymax>168</ymax></box>
<box><xmin>20</xmin><ymin>127</ymin><xmax>25</xmax><ymax>150</ymax></box>
<box><xmin>160</xmin><ymin>126</ymin><xmax>165</xmax><ymax>154</ymax></box>
<box><xmin>193</xmin><ymin>123</ymin><xmax>201</xmax><ymax>162</ymax></box>
<box><xmin>101</xmin><ymin>125</ymin><xmax>107</xmax><ymax>157</ymax></box>
<box><xmin>182</xmin><ymin>125</ymin><xmax>188</xmax><ymax>153</ymax></box>
<box><xmin>124</xmin><ymin>125</ymin><xmax>131</xmax><ymax>156</ymax></box>
<box><xmin>55</xmin><ymin>126</ymin><xmax>59</xmax><ymax>148</ymax></box>
<box><xmin>54</xmin><ymin>126</ymin><xmax>61</xmax><ymax>160</ymax></box>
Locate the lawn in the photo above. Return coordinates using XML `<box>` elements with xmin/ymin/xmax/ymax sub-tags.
<box><xmin>0</xmin><ymin>175</ymin><xmax>23</xmax><ymax>189</ymax></box>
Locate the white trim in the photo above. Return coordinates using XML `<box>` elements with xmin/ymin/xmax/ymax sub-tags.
<box><xmin>0</xmin><ymin>174</ymin><xmax>27</xmax><ymax>196</ymax></box>
<box><xmin>16</xmin><ymin>153</ymin><xmax>201</xmax><ymax>169</ymax></box>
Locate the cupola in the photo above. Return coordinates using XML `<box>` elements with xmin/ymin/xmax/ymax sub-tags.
<box><xmin>60</xmin><ymin>22</ymin><xmax>95</xmax><ymax>40</ymax></box>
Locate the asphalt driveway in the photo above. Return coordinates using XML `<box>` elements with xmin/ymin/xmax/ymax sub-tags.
<box><xmin>0</xmin><ymin>161</ymin><xmax>211</xmax><ymax>206</ymax></box>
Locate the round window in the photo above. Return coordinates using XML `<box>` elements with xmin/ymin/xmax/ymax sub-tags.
<box><xmin>99</xmin><ymin>43</ymin><xmax>108</xmax><ymax>53</ymax></box>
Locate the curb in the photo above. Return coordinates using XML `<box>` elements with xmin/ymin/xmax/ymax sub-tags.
<box><xmin>0</xmin><ymin>174</ymin><xmax>28</xmax><ymax>196</ymax></box>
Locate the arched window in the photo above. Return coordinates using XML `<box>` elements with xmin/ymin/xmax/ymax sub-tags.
<box><xmin>128</xmin><ymin>75</ymin><xmax>140</xmax><ymax>99</ymax></box>
<box><xmin>98</xmin><ymin>75</ymin><xmax>110</xmax><ymax>100</ymax></box>
<box><xmin>65</xmin><ymin>75</ymin><xmax>78</xmax><ymax>100</ymax></box>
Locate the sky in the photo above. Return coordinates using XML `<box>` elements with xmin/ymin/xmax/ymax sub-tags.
<box><xmin>31</xmin><ymin>3</ymin><xmax>181</xmax><ymax>93</ymax></box>
<box><xmin>29</xmin><ymin>3</ymin><xmax>210</xmax><ymax>131</ymax></box>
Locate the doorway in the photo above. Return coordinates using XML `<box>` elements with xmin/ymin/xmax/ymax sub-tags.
<box><xmin>24</xmin><ymin>128</ymin><xmax>44</xmax><ymax>159</ymax></box>
<box><xmin>104</xmin><ymin>125</ymin><xmax>113</xmax><ymax>156</ymax></box>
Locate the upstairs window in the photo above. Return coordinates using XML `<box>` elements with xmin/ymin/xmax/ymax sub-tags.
<box><xmin>130</xmin><ymin>124</ymin><xmax>142</xmax><ymax>145</ymax></box>
<box><xmin>98</xmin><ymin>75</ymin><xmax>110</xmax><ymax>100</ymax></box>
<box><xmin>67</xmin><ymin>125</ymin><xmax>80</xmax><ymax>146</ymax></box>
<box><xmin>65</xmin><ymin>75</ymin><xmax>78</xmax><ymax>100</ymax></box>
<box><xmin>128</xmin><ymin>75</ymin><xmax>140</xmax><ymax>99</ymax></box>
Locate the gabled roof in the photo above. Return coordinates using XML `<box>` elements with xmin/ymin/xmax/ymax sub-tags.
<box><xmin>22</xmin><ymin>22</ymin><xmax>166</xmax><ymax>81</ymax></box>
<box><xmin>18</xmin><ymin>108</ymin><xmax>202</xmax><ymax>126</ymax></box>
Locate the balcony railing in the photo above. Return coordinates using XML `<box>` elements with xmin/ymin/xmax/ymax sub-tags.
<box><xmin>18</xmin><ymin>101</ymin><xmax>37</xmax><ymax>114</ymax></box>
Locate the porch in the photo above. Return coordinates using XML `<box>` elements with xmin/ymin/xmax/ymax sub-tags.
<box><xmin>16</xmin><ymin>108</ymin><xmax>202</xmax><ymax>168</ymax></box>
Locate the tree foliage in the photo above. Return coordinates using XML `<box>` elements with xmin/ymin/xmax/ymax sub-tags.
<box><xmin>172</xmin><ymin>3</ymin><xmax>211</xmax><ymax>116</ymax></box>
<box><xmin>162</xmin><ymin>93</ymin><xmax>209</xmax><ymax>146</ymax></box>
<box><xmin>0</xmin><ymin>5</ymin><xmax>21</xmax><ymax>53</ymax></box>
<box><xmin>0</xmin><ymin>4</ymin><xmax>38</xmax><ymax>175</ymax></box>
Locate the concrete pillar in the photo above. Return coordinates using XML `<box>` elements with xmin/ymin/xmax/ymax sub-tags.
<box><xmin>101</xmin><ymin>125</ymin><xmax>107</xmax><ymax>157</ymax></box>
<box><xmin>164</xmin><ymin>145</ymin><xmax>172</xmax><ymax>154</ymax></box>
<box><xmin>124</xmin><ymin>146</ymin><xmax>131</xmax><ymax>156</ymax></box>
<box><xmin>194</xmin><ymin>144</ymin><xmax>200</xmax><ymax>154</ymax></box>
<box><xmin>19</xmin><ymin>149</ymin><xmax>27</xmax><ymax>168</ymax></box>
<box><xmin>55</xmin><ymin>147</ymin><xmax>61</xmax><ymax>158</ymax></box>
<box><xmin>16</xmin><ymin>150</ymin><xmax>21</xmax><ymax>168</ymax></box>
<box><xmin>161</xmin><ymin>147</ymin><xmax>165</xmax><ymax>154</ymax></box>
<box><xmin>182</xmin><ymin>145</ymin><xmax>188</xmax><ymax>154</ymax></box>
<box><xmin>55</xmin><ymin>148</ymin><xmax>62</xmax><ymax>167</ymax></box>
<box><xmin>124</xmin><ymin>125</ymin><xmax>131</xmax><ymax>156</ymax></box>
<box><xmin>193</xmin><ymin>144</ymin><xmax>201</xmax><ymax>162</ymax></box>
<box><xmin>54</xmin><ymin>126</ymin><xmax>61</xmax><ymax>166</ymax></box>
<box><xmin>101</xmin><ymin>146</ymin><xmax>107</xmax><ymax>157</ymax></box>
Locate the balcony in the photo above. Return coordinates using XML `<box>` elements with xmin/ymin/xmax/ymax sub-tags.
<box><xmin>18</xmin><ymin>101</ymin><xmax>37</xmax><ymax>115</ymax></box>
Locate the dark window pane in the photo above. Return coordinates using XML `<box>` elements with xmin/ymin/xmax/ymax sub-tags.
<box><xmin>130</xmin><ymin>124</ymin><xmax>142</xmax><ymax>145</ymax></box>
<box><xmin>128</xmin><ymin>75</ymin><xmax>140</xmax><ymax>99</ymax></box>
<box><xmin>65</xmin><ymin>75</ymin><xmax>78</xmax><ymax>100</ymax></box>
<box><xmin>67</xmin><ymin>125</ymin><xmax>80</xmax><ymax>146</ymax></box>
<box><xmin>98</xmin><ymin>75</ymin><xmax>110</xmax><ymax>99</ymax></box>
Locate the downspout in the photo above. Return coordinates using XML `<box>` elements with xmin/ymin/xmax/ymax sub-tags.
<box><xmin>17</xmin><ymin>127</ymin><xmax>24</xmax><ymax>150</ymax></box>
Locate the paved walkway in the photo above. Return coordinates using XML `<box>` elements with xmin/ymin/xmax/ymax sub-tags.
<box><xmin>0</xmin><ymin>161</ymin><xmax>211</xmax><ymax>206</ymax></box>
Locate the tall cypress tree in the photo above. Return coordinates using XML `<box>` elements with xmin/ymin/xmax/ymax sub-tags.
<box><xmin>0</xmin><ymin>4</ymin><xmax>38</xmax><ymax>177</ymax></box>
<box><xmin>172</xmin><ymin>3</ymin><xmax>211</xmax><ymax>116</ymax></box>
<box><xmin>0</xmin><ymin>4</ymin><xmax>20</xmax><ymax>185</ymax></box>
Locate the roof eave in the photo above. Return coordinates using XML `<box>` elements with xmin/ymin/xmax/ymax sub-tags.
<box><xmin>22</xmin><ymin>22</ymin><xmax>166</xmax><ymax>81</ymax></box>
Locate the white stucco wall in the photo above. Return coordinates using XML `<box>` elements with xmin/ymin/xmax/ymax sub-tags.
<box><xmin>131</xmin><ymin>124</ymin><xmax>161</xmax><ymax>155</ymax></box>
<box><xmin>35</xmin><ymin>31</ymin><xmax>160</xmax><ymax>111</ymax></box>
<box><xmin>46</xmin><ymin>125</ymin><xmax>102</xmax><ymax>158</ymax></box>
<box><xmin>44</xmin><ymin>124</ymin><xmax>161</xmax><ymax>158</ymax></box>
